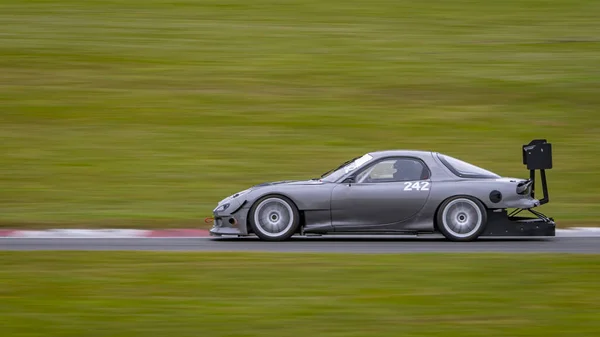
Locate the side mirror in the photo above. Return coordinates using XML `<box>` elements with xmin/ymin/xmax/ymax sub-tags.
<box><xmin>343</xmin><ymin>177</ymin><xmax>355</xmax><ymax>185</ymax></box>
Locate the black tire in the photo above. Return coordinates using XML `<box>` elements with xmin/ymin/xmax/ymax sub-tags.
<box><xmin>436</xmin><ymin>196</ymin><xmax>487</xmax><ymax>242</ymax></box>
<box><xmin>249</xmin><ymin>195</ymin><xmax>300</xmax><ymax>241</ymax></box>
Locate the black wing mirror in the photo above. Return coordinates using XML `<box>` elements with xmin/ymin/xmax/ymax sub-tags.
<box><xmin>343</xmin><ymin>177</ymin><xmax>355</xmax><ymax>185</ymax></box>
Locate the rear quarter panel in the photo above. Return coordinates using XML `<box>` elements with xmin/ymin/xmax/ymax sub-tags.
<box><xmin>428</xmin><ymin>178</ymin><xmax>539</xmax><ymax>211</ymax></box>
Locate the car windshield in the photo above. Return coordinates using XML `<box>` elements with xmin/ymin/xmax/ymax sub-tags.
<box><xmin>321</xmin><ymin>154</ymin><xmax>374</xmax><ymax>182</ymax></box>
<box><xmin>437</xmin><ymin>154</ymin><xmax>500</xmax><ymax>178</ymax></box>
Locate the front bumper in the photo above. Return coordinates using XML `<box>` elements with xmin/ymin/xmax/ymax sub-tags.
<box><xmin>209</xmin><ymin>206</ymin><xmax>250</xmax><ymax>237</ymax></box>
<box><xmin>210</xmin><ymin>226</ymin><xmax>243</xmax><ymax>236</ymax></box>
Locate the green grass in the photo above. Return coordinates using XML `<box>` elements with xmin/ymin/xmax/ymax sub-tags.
<box><xmin>0</xmin><ymin>252</ymin><xmax>598</xmax><ymax>336</ymax></box>
<box><xmin>1</xmin><ymin>0</ymin><xmax>599</xmax><ymax>228</ymax></box>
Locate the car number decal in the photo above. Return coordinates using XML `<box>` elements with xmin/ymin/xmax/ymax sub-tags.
<box><xmin>403</xmin><ymin>181</ymin><xmax>430</xmax><ymax>191</ymax></box>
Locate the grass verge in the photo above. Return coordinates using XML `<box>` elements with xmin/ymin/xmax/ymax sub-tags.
<box><xmin>1</xmin><ymin>0</ymin><xmax>599</xmax><ymax>228</ymax></box>
<box><xmin>0</xmin><ymin>252</ymin><xmax>599</xmax><ymax>336</ymax></box>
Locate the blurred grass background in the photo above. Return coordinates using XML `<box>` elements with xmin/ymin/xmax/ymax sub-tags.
<box><xmin>1</xmin><ymin>0</ymin><xmax>599</xmax><ymax>228</ymax></box>
<box><xmin>1</xmin><ymin>252</ymin><xmax>599</xmax><ymax>337</ymax></box>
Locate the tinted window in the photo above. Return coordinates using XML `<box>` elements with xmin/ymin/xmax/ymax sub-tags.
<box><xmin>437</xmin><ymin>154</ymin><xmax>499</xmax><ymax>178</ymax></box>
<box><xmin>357</xmin><ymin>158</ymin><xmax>429</xmax><ymax>183</ymax></box>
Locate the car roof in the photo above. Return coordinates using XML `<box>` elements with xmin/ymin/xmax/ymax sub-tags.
<box><xmin>366</xmin><ymin>150</ymin><xmax>435</xmax><ymax>159</ymax></box>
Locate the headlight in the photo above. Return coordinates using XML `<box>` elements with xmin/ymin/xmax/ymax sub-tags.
<box><xmin>214</xmin><ymin>203</ymin><xmax>230</xmax><ymax>212</ymax></box>
<box><xmin>215</xmin><ymin>189</ymin><xmax>250</xmax><ymax>211</ymax></box>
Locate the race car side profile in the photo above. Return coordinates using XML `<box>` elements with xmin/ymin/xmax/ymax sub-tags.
<box><xmin>209</xmin><ymin>139</ymin><xmax>555</xmax><ymax>241</ymax></box>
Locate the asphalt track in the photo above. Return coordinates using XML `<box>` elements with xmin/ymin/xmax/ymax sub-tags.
<box><xmin>1</xmin><ymin>235</ymin><xmax>599</xmax><ymax>253</ymax></box>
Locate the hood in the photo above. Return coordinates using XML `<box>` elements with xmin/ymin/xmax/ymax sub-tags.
<box><xmin>215</xmin><ymin>179</ymin><xmax>323</xmax><ymax>212</ymax></box>
<box><xmin>252</xmin><ymin>179</ymin><xmax>324</xmax><ymax>188</ymax></box>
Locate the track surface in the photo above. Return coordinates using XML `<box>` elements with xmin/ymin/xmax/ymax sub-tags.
<box><xmin>1</xmin><ymin>236</ymin><xmax>599</xmax><ymax>253</ymax></box>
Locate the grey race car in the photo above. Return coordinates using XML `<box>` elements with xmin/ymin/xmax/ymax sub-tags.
<box><xmin>210</xmin><ymin>139</ymin><xmax>555</xmax><ymax>241</ymax></box>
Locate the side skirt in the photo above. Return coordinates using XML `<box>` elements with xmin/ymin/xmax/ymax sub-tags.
<box><xmin>301</xmin><ymin>209</ymin><xmax>555</xmax><ymax>237</ymax></box>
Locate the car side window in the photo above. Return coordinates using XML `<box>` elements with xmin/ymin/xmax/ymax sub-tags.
<box><xmin>356</xmin><ymin>158</ymin><xmax>428</xmax><ymax>183</ymax></box>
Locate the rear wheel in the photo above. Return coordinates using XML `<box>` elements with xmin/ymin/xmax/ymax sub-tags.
<box><xmin>249</xmin><ymin>195</ymin><xmax>300</xmax><ymax>241</ymax></box>
<box><xmin>437</xmin><ymin>196</ymin><xmax>487</xmax><ymax>242</ymax></box>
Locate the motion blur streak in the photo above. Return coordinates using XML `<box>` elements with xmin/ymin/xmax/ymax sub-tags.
<box><xmin>1</xmin><ymin>0</ymin><xmax>599</xmax><ymax>228</ymax></box>
<box><xmin>1</xmin><ymin>1</ymin><xmax>599</xmax><ymax>337</ymax></box>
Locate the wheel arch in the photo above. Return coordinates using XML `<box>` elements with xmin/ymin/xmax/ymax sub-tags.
<box><xmin>246</xmin><ymin>192</ymin><xmax>303</xmax><ymax>234</ymax></box>
<box><xmin>432</xmin><ymin>194</ymin><xmax>489</xmax><ymax>232</ymax></box>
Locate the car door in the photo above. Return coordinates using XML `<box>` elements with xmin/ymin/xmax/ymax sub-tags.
<box><xmin>330</xmin><ymin>157</ymin><xmax>432</xmax><ymax>231</ymax></box>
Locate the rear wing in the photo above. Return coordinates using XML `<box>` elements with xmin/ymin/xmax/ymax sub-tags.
<box><xmin>522</xmin><ymin>139</ymin><xmax>552</xmax><ymax>205</ymax></box>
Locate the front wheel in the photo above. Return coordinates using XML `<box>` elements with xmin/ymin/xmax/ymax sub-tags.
<box><xmin>249</xmin><ymin>195</ymin><xmax>300</xmax><ymax>241</ymax></box>
<box><xmin>436</xmin><ymin>196</ymin><xmax>487</xmax><ymax>242</ymax></box>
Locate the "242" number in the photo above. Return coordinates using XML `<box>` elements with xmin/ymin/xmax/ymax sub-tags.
<box><xmin>403</xmin><ymin>181</ymin><xmax>430</xmax><ymax>191</ymax></box>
